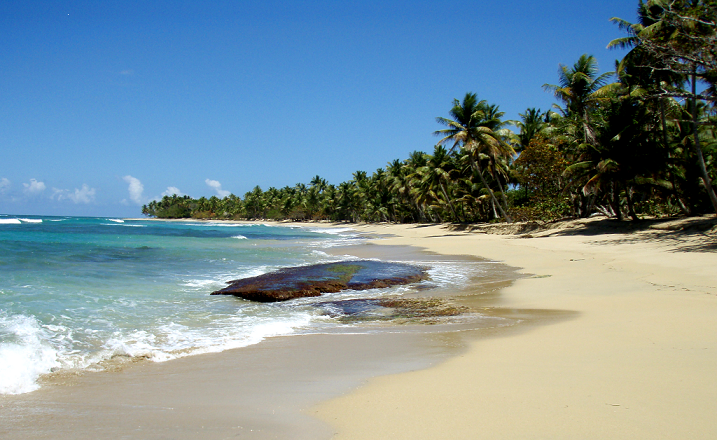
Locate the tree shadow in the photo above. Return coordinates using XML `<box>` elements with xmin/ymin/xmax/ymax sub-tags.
<box><xmin>587</xmin><ymin>229</ymin><xmax>717</xmax><ymax>252</ymax></box>
<box><xmin>539</xmin><ymin>217</ymin><xmax>717</xmax><ymax>253</ymax></box>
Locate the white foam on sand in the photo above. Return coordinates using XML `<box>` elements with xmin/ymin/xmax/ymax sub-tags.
<box><xmin>0</xmin><ymin>313</ymin><xmax>61</xmax><ymax>394</ymax></box>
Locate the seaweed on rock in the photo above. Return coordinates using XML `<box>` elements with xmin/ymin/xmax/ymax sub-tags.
<box><xmin>211</xmin><ymin>260</ymin><xmax>428</xmax><ymax>302</ymax></box>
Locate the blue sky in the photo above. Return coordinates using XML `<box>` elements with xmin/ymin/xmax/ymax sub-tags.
<box><xmin>1</xmin><ymin>0</ymin><xmax>636</xmax><ymax>217</ymax></box>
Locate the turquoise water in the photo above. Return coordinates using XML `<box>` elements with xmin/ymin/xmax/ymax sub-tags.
<box><xmin>0</xmin><ymin>215</ymin><xmax>496</xmax><ymax>396</ymax></box>
<box><xmin>0</xmin><ymin>215</ymin><xmax>370</xmax><ymax>394</ymax></box>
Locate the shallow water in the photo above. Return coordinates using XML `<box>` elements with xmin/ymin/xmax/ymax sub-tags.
<box><xmin>0</xmin><ymin>215</ymin><xmax>511</xmax><ymax>395</ymax></box>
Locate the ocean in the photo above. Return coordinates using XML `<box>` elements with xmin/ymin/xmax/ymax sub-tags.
<box><xmin>0</xmin><ymin>215</ymin><xmax>504</xmax><ymax>395</ymax></box>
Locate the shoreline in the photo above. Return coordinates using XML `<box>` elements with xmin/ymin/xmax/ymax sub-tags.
<box><xmin>0</xmin><ymin>223</ymin><xmax>538</xmax><ymax>439</ymax></box>
<box><xmin>312</xmin><ymin>220</ymin><xmax>717</xmax><ymax>439</ymax></box>
<box><xmin>2</xmin><ymin>217</ymin><xmax>715</xmax><ymax>439</ymax></box>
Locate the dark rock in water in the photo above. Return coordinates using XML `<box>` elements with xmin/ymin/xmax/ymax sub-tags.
<box><xmin>211</xmin><ymin>260</ymin><xmax>428</xmax><ymax>302</ymax></box>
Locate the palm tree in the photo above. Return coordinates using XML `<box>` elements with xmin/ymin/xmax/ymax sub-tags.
<box><xmin>513</xmin><ymin>108</ymin><xmax>548</xmax><ymax>151</ymax></box>
<box><xmin>337</xmin><ymin>181</ymin><xmax>360</xmax><ymax>222</ymax></box>
<box><xmin>309</xmin><ymin>175</ymin><xmax>328</xmax><ymax>192</ymax></box>
<box><xmin>543</xmin><ymin>55</ymin><xmax>619</xmax><ymax>217</ymax></box>
<box><xmin>562</xmin><ymin>94</ymin><xmax>661</xmax><ymax>220</ymax></box>
<box><xmin>404</xmin><ymin>151</ymin><xmax>430</xmax><ymax>221</ymax></box>
<box><xmin>434</xmin><ymin>93</ymin><xmax>514</xmax><ymax>222</ymax></box>
<box><xmin>243</xmin><ymin>186</ymin><xmax>265</xmax><ymax>219</ymax></box>
<box><xmin>477</xmin><ymin>103</ymin><xmax>518</xmax><ymax>213</ymax></box>
<box><xmin>321</xmin><ymin>184</ymin><xmax>338</xmax><ymax>220</ymax></box>
<box><xmin>387</xmin><ymin>159</ymin><xmax>415</xmax><ymax>222</ymax></box>
<box><xmin>419</xmin><ymin>145</ymin><xmax>461</xmax><ymax>222</ymax></box>
<box><xmin>543</xmin><ymin>54</ymin><xmax>616</xmax><ymax>146</ymax></box>
<box><xmin>609</xmin><ymin>2</ymin><xmax>717</xmax><ymax>215</ymax></box>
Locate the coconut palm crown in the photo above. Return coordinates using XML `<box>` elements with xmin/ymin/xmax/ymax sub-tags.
<box><xmin>434</xmin><ymin>92</ymin><xmax>515</xmax><ymax>222</ymax></box>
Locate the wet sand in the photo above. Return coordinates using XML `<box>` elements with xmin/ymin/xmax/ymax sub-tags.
<box><xmin>0</xmin><ymin>331</ymin><xmax>468</xmax><ymax>440</ymax></box>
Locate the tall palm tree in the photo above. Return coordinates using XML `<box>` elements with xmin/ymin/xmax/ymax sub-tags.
<box><xmin>543</xmin><ymin>54</ymin><xmax>616</xmax><ymax>146</ymax></box>
<box><xmin>477</xmin><ymin>103</ymin><xmax>518</xmax><ymax>212</ymax></box>
<box><xmin>434</xmin><ymin>92</ymin><xmax>514</xmax><ymax>222</ymax></box>
<box><xmin>543</xmin><ymin>55</ymin><xmax>618</xmax><ymax>218</ymax></box>
<box><xmin>609</xmin><ymin>1</ymin><xmax>717</xmax><ymax>214</ymax></box>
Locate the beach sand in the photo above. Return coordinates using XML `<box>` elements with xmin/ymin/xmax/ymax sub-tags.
<box><xmin>313</xmin><ymin>218</ymin><xmax>717</xmax><ymax>439</ymax></box>
<box><xmin>2</xmin><ymin>217</ymin><xmax>716</xmax><ymax>439</ymax></box>
<box><xmin>0</xmin><ymin>230</ymin><xmax>521</xmax><ymax>440</ymax></box>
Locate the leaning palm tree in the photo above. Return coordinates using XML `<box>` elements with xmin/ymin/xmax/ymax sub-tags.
<box><xmin>434</xmin><ymin>93</ymin><xmax>514</xmax><ymax>222</ymax></box>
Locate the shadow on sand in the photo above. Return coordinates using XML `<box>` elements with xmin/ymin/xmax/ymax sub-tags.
<box><xmin>442</xmin><ymin>216</ymin><xmax>717</xmax><ymax>253</ymax></box>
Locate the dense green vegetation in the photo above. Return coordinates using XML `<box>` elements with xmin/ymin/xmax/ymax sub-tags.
<box><xmin>143</xmin><ymin>0</ymin><xmax>717</xmax><ymax>223</ymax></box>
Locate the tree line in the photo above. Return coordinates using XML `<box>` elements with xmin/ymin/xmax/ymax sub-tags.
<box><xmin>143</xmin><ymin>0</ymin><xmax>717</xmax><ymax>223</ymax></box>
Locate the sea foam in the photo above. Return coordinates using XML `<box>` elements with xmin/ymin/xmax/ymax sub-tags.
<box><xmin>96</xmin><ymin>311</ymin><xmax>314</xmax><ymax>364</ymax></box>
<box><xmin>0</xmin><ymin>314</ymin><xmax>60</xmax><ymax>394</ymax></box>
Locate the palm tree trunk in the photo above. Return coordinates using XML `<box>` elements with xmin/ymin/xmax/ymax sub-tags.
<box><xmin>425</xmin><ymin>204</ymin><xmax>436</xmax><ymax>222</ymax></box>
<box><xmin>690</xmin><ymin>72</ymin><xmax>717</xmax><ymax>215</ymax></box>
<box><xmin>612</xmin><ymin>181</ymin><xmax>623</xmax><ymax>221</ymax></box>
<box><xmin>490</xmin><ymin>161</ymin><xmax>511</xmax><ymax>216</ymax></box>
<box><xmin>412</xmin><ymin>200</ymin><xmax>424</xmax><ymax>222</ymax></box>
<box><xmin>625</xmin><ymin>182</ymin><xmax>638</xmax><ymax>221</ymax></box>
<box><xmin>659</xmin><ymin>101</ymin><xmax>689</xmax><ymax>214</ymax></box>
<box><xmin>578</xmin><ymin>193</ymin><xmax>593</xmax><ymax>218</ymax></box>
<box><xmin>470</xmin><ymin>156</ymin><xmax>512</xmax><ymax>223</ymax></box>
<box><xmin>439</xmin><ymin>182</ymin><xmax>459</xmax><ymax>222</ymax></box>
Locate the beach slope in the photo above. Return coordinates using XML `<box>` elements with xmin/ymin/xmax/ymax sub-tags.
<box><xmin>313</xmin><ymin>219</ymin><xmax>717</xmax><ymax>440</ymax></box>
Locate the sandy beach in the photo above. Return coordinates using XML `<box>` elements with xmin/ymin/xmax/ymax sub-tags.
<box><xmin>314</xmin><ymin>217</ymin><xmax>717</xmax><ymax>439</ymax></box>
<box><xmin>2</xmin><ymin>217</ymin><xmax>716</xmax><ymax>439</ymax></box>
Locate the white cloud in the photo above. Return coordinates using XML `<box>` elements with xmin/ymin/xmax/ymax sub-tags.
<box><xmin>119</xmin><ymin>69</ymin><xmax>135</xmax><ymax>76</ymax></box>
<box><xmin>51</xmin><ymin>184</ymin><xmax>96</xmax><ymax>204</ymax></box>
<box><xmin>205</xmin><ymin>179</ymin><xmax>230</xmax><ymax>198</ymax></box>
<box><xmin>69</xmin><ymin>184</ymin><xmax>96</xmax><ymax>204</ymax></box>
<box><xmin>51</xmin><ymin>188</ymin><xmax>66</xmax><ymax>200</ymax></box>
<box><xmin>0</xmin><ymin>177</ymin><xmax>10</xmax><ymax>194</ymax></box>
<box><xmin>23</xmin><ymin>179</ymin><xmax>46</xmax><ymax>195</ymax></box>
<box><xmin>123</xmin><ymin>175</ymin><xmax>145</xmax><ymax>205</ymax></box>
<box><xmin>161</xmin><ymin>186</ymin><xmax>183</xmax><ymax>197</ymax></box>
